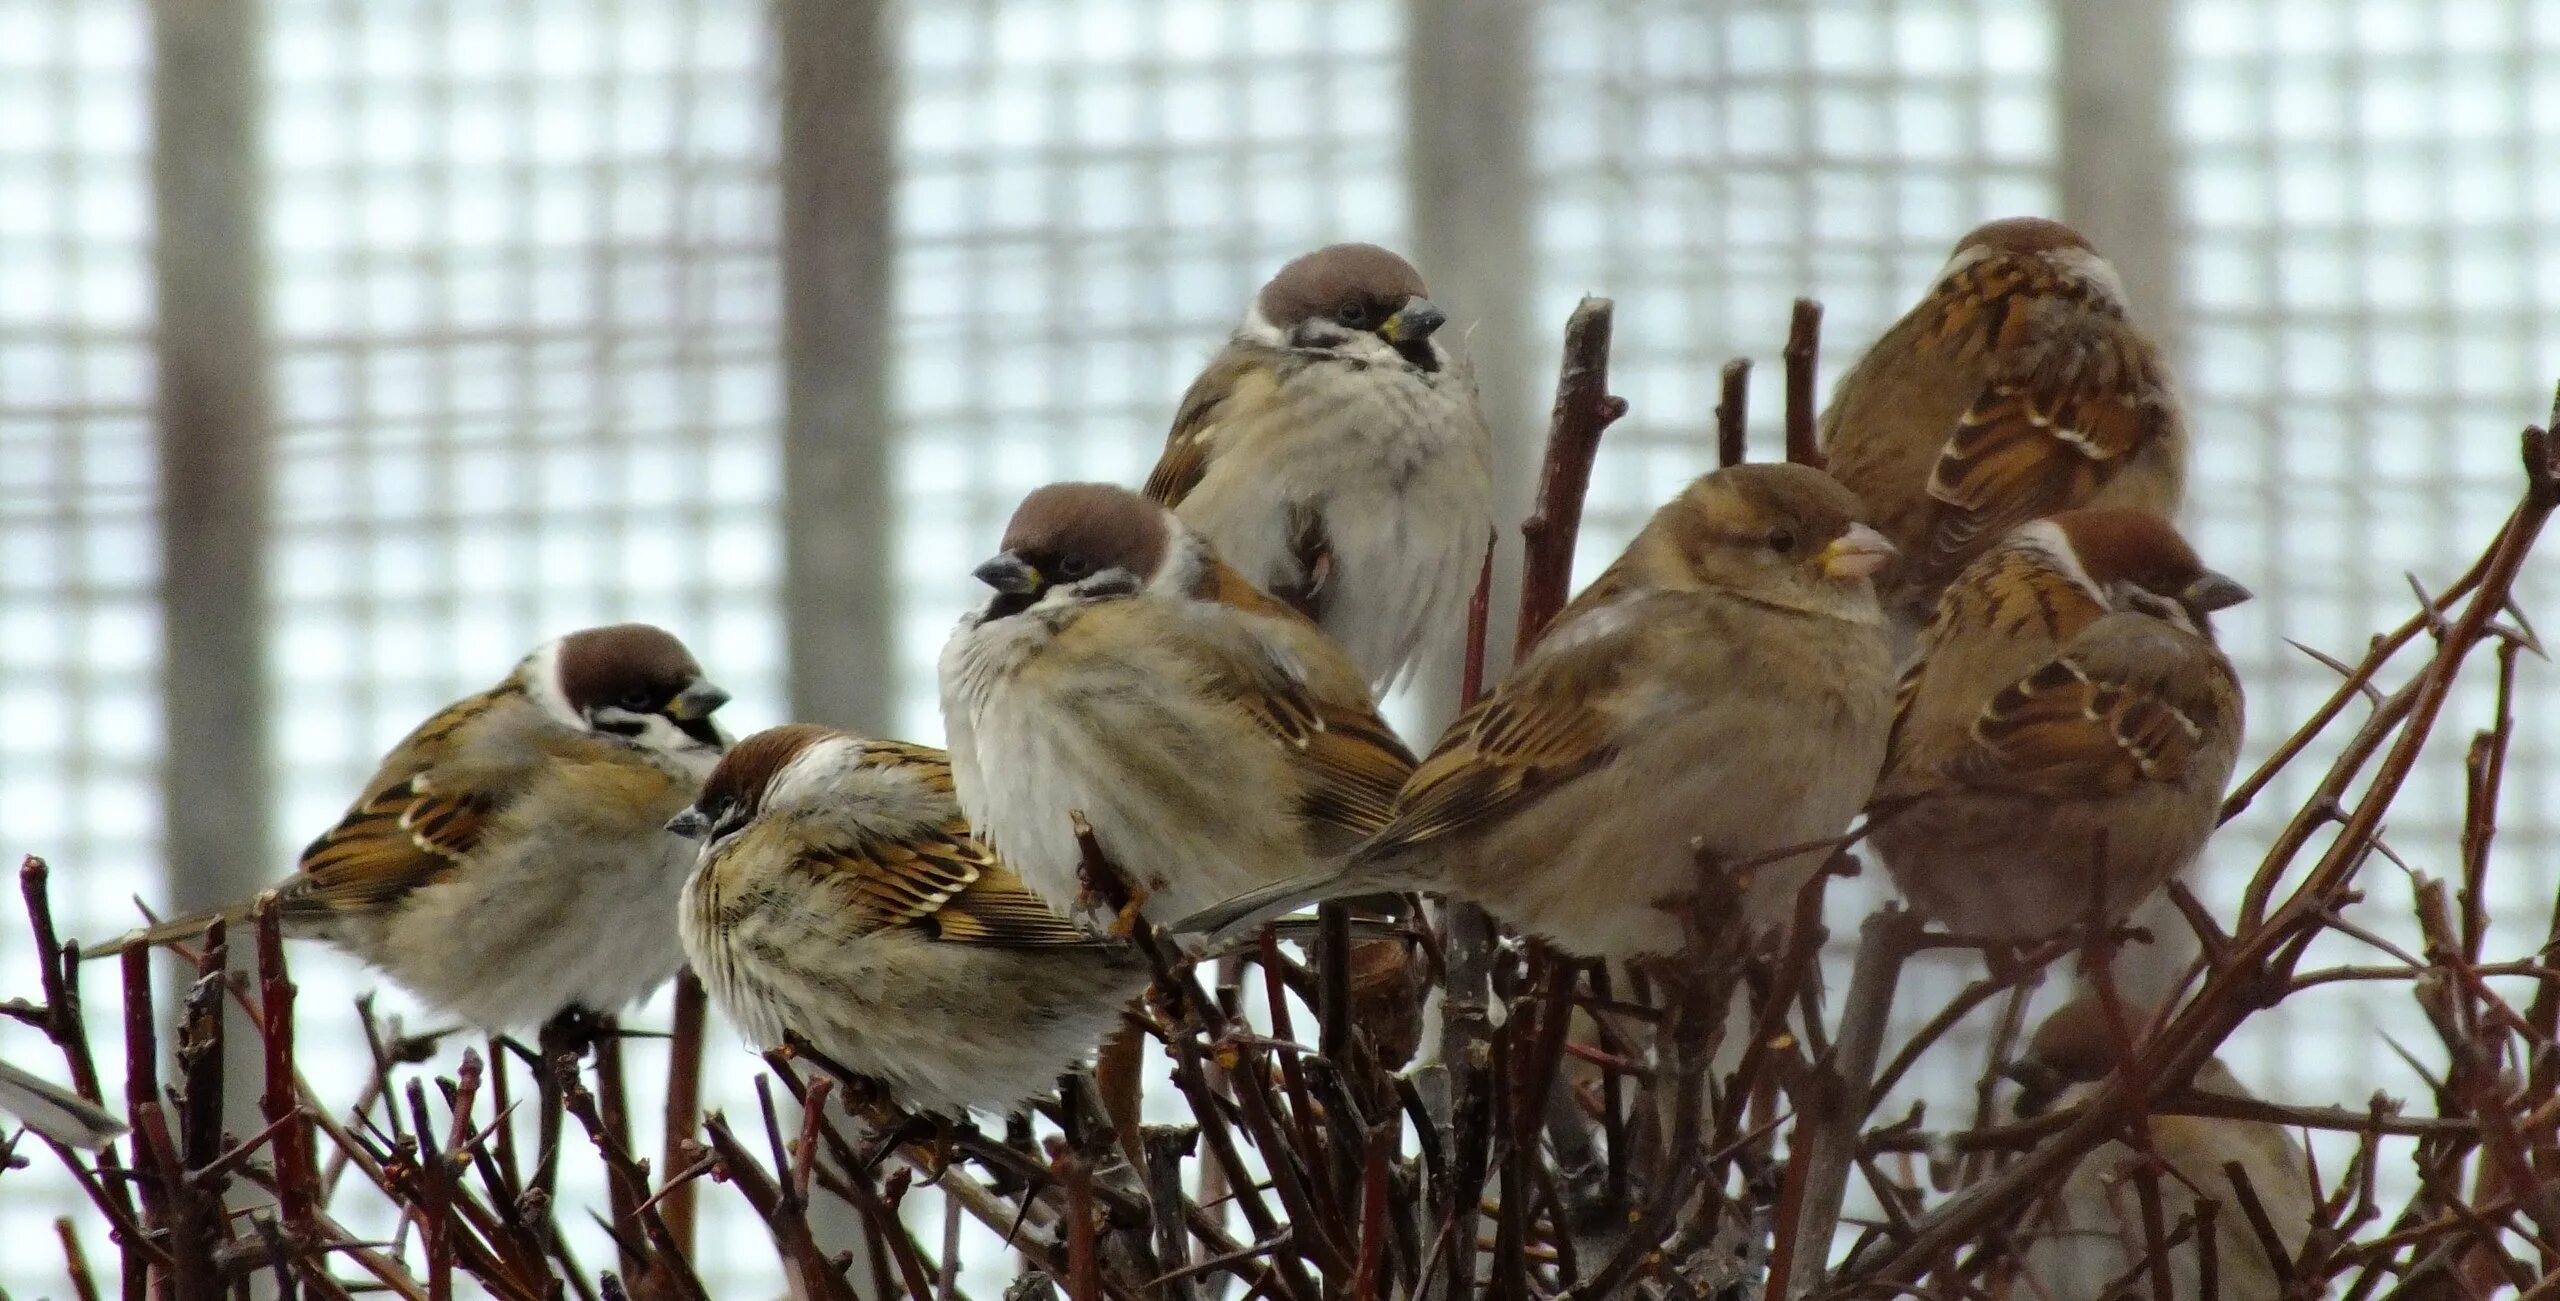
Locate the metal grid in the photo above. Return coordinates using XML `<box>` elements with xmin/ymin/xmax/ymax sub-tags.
<box><xmin>4</xmin><ymin>0</ymin><xmax>2558</xmax><ymax>1292</ymax></box>
<box><xmin>0</xmin><ymin>0</ymin><xmax>155</xmax><ymax>1263</ymax></box>
<box><xmin>889</xmin><ymin>0</ymin><xmax>1411</xmax><ymax>740</ymax></box>
<box><xmin>260</xmin><ymin>0</ymin><xmax>787</xmax><ymax>1285</ymax></box>
<box><xmin>2174</xmin><ymin>0</ymin><xmax>2560</xmax><ymax>1148</ymax></box>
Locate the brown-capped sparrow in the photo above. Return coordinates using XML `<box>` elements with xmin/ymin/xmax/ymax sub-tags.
<box><xmin>0</xmin><ymin>1059</ymin><xmax>126</xmax><ymax>1149</ymax></box>
<box><xmin>939</xmin><ymin>483</ymin><xmax>1418</xmax><ymax>931</ymax></box>
<box><xmin>1142</xmin><ymin>242</ymin><xmax>1494</xmax><ymax>692</ymax></box>
<box><xmin>96</xmin><ymin>624</ymin><xmax>730</xmax><ymax>1032</ymax></box>
<box><xmin>2003</xmin><ymin>997</ymin><xmax>2315</xmax><ymax>1301</ymax></box>
<box><xmin>1822</xmin><ymin>217</ymin><xmax>2188</xmax><ymax>625</ymax></box>
<box><xmin>669</xmin><ymin>725</ymin><xmax>1147</xmax><ymax>1118</ymax></box>
<box><xmin>1873</xmin><ymin>510</ymin><xmax>2248</xmax><ymax>940</ymax></box>
<box><xmin>1178</xmin><ymin>463</ymin><xmax>1898</xmax><ymax>962</ymax></box>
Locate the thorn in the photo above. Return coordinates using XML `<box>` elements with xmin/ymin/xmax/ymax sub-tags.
<box><xmin>2285</xmin><ymin>639</ymin><xmax>2383</xmax><ymax>704</ymax></box>
<box><xmin>2407</xmin><ymin>573</ymin><xmax>2452</xmax><ymax>642</ymax></box>
<box><xmin>2494</xmin><ymin>594</ymin><xmax>2545</xmax><ymax>658</ymax></box>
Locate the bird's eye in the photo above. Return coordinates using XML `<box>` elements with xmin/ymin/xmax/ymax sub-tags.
<box><xmin>1335</xmin><ymin>300</ymin><xmax>1370</xmax><ymax>327</ymax></box>
<box><xmin>1767</xmin><ymin>528</ymin><xmax>1797</xmax><ymax>554</ymax></box>
<box><xmin>1056</xmin><ymin>554</ymin><xmax>1091</xmax><ymax>579</ymax></box>
<box><xmin>618</xmin><ymin>689</ymin><xmax>656</xmax><ymax>711</ymax></box>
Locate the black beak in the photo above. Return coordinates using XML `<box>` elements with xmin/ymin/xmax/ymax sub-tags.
<box><xmin>666</xmin><ymin>680</ymin><xmax>730</xmax><ymax>722</ymax></box>
<box><xmin>665</xmin><ymin>808</ymin><xmax>709</xmax><ymax>839</ymax></box>
<box><xmin>1382</xmin><ymin>297</ymin><xmax>1446</xmax><ymax>344</ymax></box>
<box><xmin>973</xmin><ymin>553</ymin><xmax>1044</xmax><ymax>596</ymax></box>
<box><xmin>2184</xmin><ymin>571</ymin><xmax>2253</xmax><ymax>613</ymax></box>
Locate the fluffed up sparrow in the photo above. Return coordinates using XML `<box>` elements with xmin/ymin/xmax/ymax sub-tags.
<box><xmin>96</xmin><ymin>624</ymin><xmax>730</xmax><ymax>1032</ymax></box>
<box><xmin>1822</xmin><ymin>217</ymin><xmax>2188</xmax><ymax>625</ymax></box>
<box><xmin>938</xmin><ymin>482</ymin><xmax>1419</xmax><ymax>932</ymax></box>
<box><xmin>1143</xmin><ymin>242</ymin><xmax>1494</xmax><ymax>692</ymax></box>
<box><xmin>1178</xmin><ymin>463</ymin><xmax>1899</xmax><ymax>963</ymax></box>
<box><xmin>2002</xmin><ymin>996</ymin><xmax>2316</xmax><ymax>1301</ymax></box>
<box><xmin>1873</xmin><ymin>509</ymin><xmax>2248</xmax><ymax>941</ymax></box>
<box><xmin>671</xmin><ymin>724</ymin><xmax>1148</xmax><ymax>1118</ymax></box>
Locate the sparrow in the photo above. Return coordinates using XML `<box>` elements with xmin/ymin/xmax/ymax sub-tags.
<box><xmin>1821</xmin><ymin>217</ymin><xmax>2187</xmax><ymax>625</ymax></box>
<box><xmin>96</xmin><ymin>624</ymin><xmax>730</xmax><ymax>1032</ymax></box>
<box><xmin>1177</xmin><ymin>463</ymin><xmax>1898</xmax><ymax>963</ymax></box>
<box><xmin>937</xmin><ymin>482</ymin><xmax>1419</xmax><ymax>931</ymax></box>
<box><xmin>1873</xmin><ymin>509</ymin><xmax>2248</xmax><ymax>940</ymax></box>
<box><xmin>2002</xmin><ymin>996</ymin><xmax>2316</xmax><ymax>1301</ymax></box>
<box><xmin>0</xmin><ymin>1059</ymin><xmax>126</xmax><ymax>1150</ymax></box>
<box><xmin>670</xmin><ymin>724</ymin><xmax>1148</xmax><ymax>1118</ymax></box>
<box><xmin>1142</xmin><ymin>242</ymin><xmax>1494</xmax><ymax>693</ymax></box>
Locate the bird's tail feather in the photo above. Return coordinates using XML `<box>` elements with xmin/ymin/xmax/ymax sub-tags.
<box><xmin>81</xmin><ymin>907</ymin><xmax>236</xmax><ymax>961</ymax></box>
<box><xmin>0</xmin><ymin>1059</ymin><xmax>127</xmax><ymax>1149</ymax></box>
<box><xmin>1173</xmin><ymin>866</ymin><xmax>1421</xmax><ymax>952</ymax></box>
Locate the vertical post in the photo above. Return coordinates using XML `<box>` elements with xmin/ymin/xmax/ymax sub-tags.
<box><xmin>153</xmin><ymin>0</ymin><xmax>273</xmax><ymax>950</ymax></box>
<box><xmin>151</xmin><ymin>0</ymin><xmax>272</xmax><ymax>1139</ymax></box>
<box><xmin>2057</xmin><ymin>0</ymin><xmax>2193</xmax><ymax>1005</ymax></box>
<box><xmin>777</xmin><ymin>0</ymin><xmax>898</xmax><ymax>731</ymax></box>
<box><xmin>1406</xmin><ymin>0</ymin><xmax>1538</xmax><ymax>702</ymax></box>
<box><xmin>2056</xmin><ymin>0</ymin><xmax>2182</xmax><ymax>356</ymax></box>
<box><xmin>773</xmin><ymin>0</ymin><xmax>897</xmax><ymax>1274</ymax></box>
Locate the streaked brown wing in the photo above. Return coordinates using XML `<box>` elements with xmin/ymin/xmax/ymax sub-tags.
<box><xmin>1299</xmin><ymin>703</ymin><xmax>1419</xmax><ymax>838</ymax></box>
<box><xmin>1922</xmin><ymin>313</ymin><xmax>2171</xmax><ymax>570</ymax></box>
<box><xmin>1188</xmin><ymin>569</ymin><xmax>1419</xmax><ymax>837</ymax></box>
<box><xmin>286</xmin><ymin>687</ymin><xmax>522</xmax><ymax>919</ymax></box>
<box><xmin>1946</xmin><ymin>615</ymin><xmax>2235</xmax><ymax>798</ymax></box>
<box><xmin>809</xmin><ymin>825</ymin><xmax>1103</xmax><ymax>949</ymax></box>
<box><xmin>1142</xmin><ymin>350</ymin><xmax>1275</xmax><ymax>508</ymax></box>
<box><xmin>1363</xmin><ymin>640</ymin><xmax>1625</xmax><ymax>854</ymax></box>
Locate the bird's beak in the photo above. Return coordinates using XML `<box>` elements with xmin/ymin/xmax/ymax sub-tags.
<box><xmin>973</xmin><ymin>552</ymin><xmax>1044</xmax><ymax>596</ymax></box>
<box><xmin>1379</xmin><ymin>297</ymin><xmax>1447</xmax><ymax>344</ymax></box>
<box><xmin>665</xmin><ymin>680</ymin><xmax>731</xmax><ymax>722</ymax></box>
<box><xmin>1817</xmin><ymin>524</ymin><xmax>1897</xmax><ymax>581</ymax></box>
<box><xmin>2184</xmin><ymin>571</ymin><xmax>2253</xmax><ymax>612</ymax></box>
<box><xmin>665</xmin><ymin>808</ymin><xmax>709</xmax><ymax>839</ymax></box>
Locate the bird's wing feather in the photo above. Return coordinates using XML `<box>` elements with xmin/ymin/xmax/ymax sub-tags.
<box><xmin>1921</xmin><ymin>293</ymin><xmax>2172</xmax><ymax>573</ymax></box>
<box><xmin>1142</xmin><ymin>349</ymin><xmax>1281</xmax><ymax>508</ymax></box>
<box><xmin>1360</xmin><ymin>612</ymin><xmax>1635</xmax><ymax>855</ymax></box>
<box><xmin>1188</xmin><ymin>574</ymin><xmax>1419</xmax><ymax>840</ymax></box>
<box><xmin>281</xmin><ymin>690</ymin><xmax>527</xmax><ymax>921</ymax></box>
<box><xmin>1946</xmin><ymin>613</ymin><xmax>2236</xmax><ymax>797</ymax></box>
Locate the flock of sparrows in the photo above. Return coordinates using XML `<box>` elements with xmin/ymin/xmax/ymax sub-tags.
<box><xmin>71</xmin><ymin>222</ymin><xmax>2315</xmax><ymax>1289</ymax></box>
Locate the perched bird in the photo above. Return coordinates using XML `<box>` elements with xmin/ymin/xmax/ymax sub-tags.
<box><xmin>670</xmin><ymin>725</ymin><xmax>1147</xmax><ymax>1117</ymax></box>
<box><xmin>1821</xmin><ymin>217</ymin><xmax>2187</xmax><ymax>625</ymax></box>
<box><xmin>97</xmin><ymin>624</ymin><xmax>729</xmax><ymax>1032</ymax></box>
<box><xmin>938</xmin><ymin>482</ymin><xmax>1418</xmax><ymax>931</ymax></box>
<box><xmin>1873</xmin><ymin>509</ymin><xmax>2248</xmax><ymax>940</ymax></box>
<box><xmin>1143</xmin><ymin>242</ymin><xmax>1494</xmax><ymax>692</ymax></box>
<box><xmin>2002</xmin><ymin>997</ymin><xmax>2317</xmax><ymax>1301</ymax></box>
<box><xmin>1178</xmin><ymin>464</ymin><xmax>1899</xmax><ymax>963</ymax></box>
<box><xmin>0</xmin><ymin>1060</ymin><xmax>126</xmax><ymax>1150</ymax></box>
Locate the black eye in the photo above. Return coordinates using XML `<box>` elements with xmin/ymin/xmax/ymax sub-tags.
<box><xmin>1056</xmin><ymin>554</ymin><xmax>1091</xmax><ymax>579</ymax></box>
<box><xmin>1767</xmin><ymin>528</ymin><xmax>1797</xmax><ymax>554</ymax></box>
<box><xmin>618</xmin><ymin>689</ymin><xmax>656</xmax><ymax>710</ymax></box>
<box><xmin>1335</xmin><ymin>300</ymin><xmax>1370</xmax><ymax>327</ymax></box>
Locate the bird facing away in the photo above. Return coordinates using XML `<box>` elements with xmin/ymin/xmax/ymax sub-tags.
<box><xmin>938</xmin><ymin>482</ymin><xmax>1418</xmax><ymax>931</ymax></box>
<box><xmin>1873</xmin><ymin>509</ymin><xmax>2248</xmax><ymax>940</ymax></box>
<box><xmin>95</xmin><ymin>624</ymin><xmax>731</xmax><ymax>1032</ymax></box>
<box><xmin>671</xmin><ymin>725</ymin><xmax>1148</xmax><ymax>1118</ymax></box>
<box><xmin>2001</xmin><ymin>996</ymin><xmax>2317</xmax><ymax>1301</ymax></box>
<box><xmin>1143</xmin><ymin>242</ymin><xmax>1494</xmax><ymax>693</ymax></box>
<box><xmin>1821</xmin><ymin>217</ymin><xmax>2188</xmax><ymax>627</ymax></box>
<box><xmin>1176</xmin><ymin>463</ymin><xmax>1900</xmax><ymax>963</ymax></box>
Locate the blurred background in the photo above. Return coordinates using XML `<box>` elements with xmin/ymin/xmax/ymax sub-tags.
<box><xmin>4</xmin><ymin>0</ymin><xmax>2557</xmax><ymax>1293</ymax></box>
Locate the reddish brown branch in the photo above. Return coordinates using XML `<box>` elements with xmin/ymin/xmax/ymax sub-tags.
<box><xmin>1784</xmin><ymin>298</ymin><xmax>1826</xmax><ymax>469</ymax></box>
